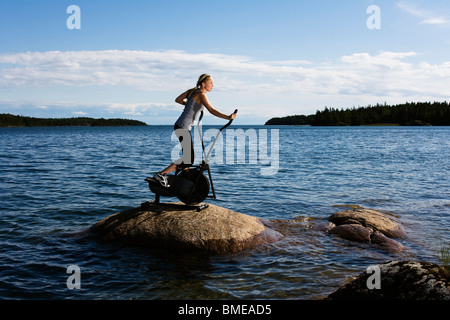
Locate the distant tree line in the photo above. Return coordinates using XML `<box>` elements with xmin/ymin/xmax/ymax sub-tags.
<box><xmin>265</xmin><ymin>101</ymin><xmax>450</xmax><ymax>126</ymax></box>
<box><xmin>0</xmin><ymin>114</ymin><xmax>148</xmax><ymax>127</ymax></box>
<box><xmin>264</xmin><ymin>114</ymin><xmax>314</xmax><ymax>126</ymax></box>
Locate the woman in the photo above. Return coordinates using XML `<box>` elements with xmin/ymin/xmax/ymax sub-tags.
<box><xmin>153</xmin><ymin>74</ymin><xmax>237</xmax><ymax>187</ymax></box>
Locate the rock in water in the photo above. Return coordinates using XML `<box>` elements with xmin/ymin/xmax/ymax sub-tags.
<box><xmin>322</xmin><ymin>207</ymin><xmax>406</xmax><ymax>252</ymax></box>
<box><xmin>312</xmin><ymin>221</ymin><xmax>336</xmax><ymax>232</ymax></box>
<box><xmin>328</xmin><ymin>208</ymin><xmax>406</xmax><ymax>238</ymax></box>
<box><xmin>91</xmin><ymin>202</ymin><xmax>283</xmax><ymax>254</ymax></box>
<box><xmin>370</xmin><ymin>231</ymin><xmax>404</xmax><ymax>253</ymax></box>
<box><xmin>327</xmin><ymin>261</ymin><xmax>450</xmax><ymax>300</ymax></box>
<box><xmin>328</xmin><ymin>224</ymin><xmax>371</xmax><ymax>242</ymax></box>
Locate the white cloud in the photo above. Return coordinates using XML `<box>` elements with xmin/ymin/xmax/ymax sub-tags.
<box><xmin>105</xmin><ymin>102</ymin><xmax>175</xmax><ymax>116</ymax></box>
<box><xmin>0</xmin><ymin>99</ymin><xmax>174</xmax><ymax>118</ymax></box>
<box><xmin>0</xmin><ymin>50</ymin><xmax>311</xmax><ymax>92</ymax></box>
<box><xmin>420</xmin><ymin>18</ymin><xmax>449</xmax><ymax>25</ymax></box>
<box><xmin>396</xmin><ymin>1</ymin><xmax>450</xmax><ymax>25</ymax></box>
<box><xmin>72</xmin><ymin>111</ymin><xmax>88</xmax><ymax>115</ymax></box>
<box><xmin>396</xmin><ymin>1</ymin><xmax>425</xmax><ymax>17</ymax></box>
<box><xmin>1</xmin><ymin>49</ymin><xmax>449</xmax><ymax>120</ymax></box>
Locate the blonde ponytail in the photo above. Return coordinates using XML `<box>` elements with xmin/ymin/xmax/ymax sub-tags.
<box><xmin>186</xmin><ymin>74</ymin><xmax>211</xmax><ymax>99</ymax></box>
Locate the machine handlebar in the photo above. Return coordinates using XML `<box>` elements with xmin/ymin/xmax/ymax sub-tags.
<box><xmin>220</xmin><ymin>109</ymin><xmax>238</xmax><ymax>131</ymax></box>
<box><xmin>198</xmin><ymin>109</ymin><xmax>237</xmax><ymax>131</ymax></box>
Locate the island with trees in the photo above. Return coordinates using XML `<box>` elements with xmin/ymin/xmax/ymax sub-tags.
<box><xmin>265</xmin><ymin>101</ymin><xmax>450</xmax><ymax>126</ymax></box>
<box><xmin>0</xmin><ymin>114</ymin><xmax>148</xmax><ymax>127</ymax></box>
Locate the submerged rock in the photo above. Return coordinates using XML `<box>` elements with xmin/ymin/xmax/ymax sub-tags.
<box><xmin>312</xmin><ymin>221</ymin><xmax>336</xmax><ymax>232</ymax></box>
<box><xmin>327</xmin><ymin>261</ymin><xmax>450</xmax><ymax>300</ymax></box>
<box><xmin>328</xmin><ymin>208</ymin><xmax>406</xmax><ymax>238</ymax></box>
<box><xmin>370</xmin><ymin>231</ymin><xmax>404</xmax><ymax>253</ymax></box>
<box><xmin>321</xmin><ymin>207</ymin><xmax>406</xmax><ymax>252</ymax></box>
<box><xmin>328</xmin><ymin>224</ymin><xmax>371</xmax><ymax>242</ymax></box>
<box><xmin>91</xmin><ymin>202</ymin><xmax>283</xmax><ymax>254</ymax></box>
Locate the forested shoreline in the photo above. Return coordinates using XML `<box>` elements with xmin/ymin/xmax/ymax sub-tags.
<box><xmin>265</xmin><ymin>101</ymin><xmax>450</xmax><ymax>126</ymax></box>
<box><xmin>0</xmin><ymin>113</ymin><xmax>148</xmax><ymax>127</ymax></box>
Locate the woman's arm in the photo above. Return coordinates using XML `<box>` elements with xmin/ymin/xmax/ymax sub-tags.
<box><xmin>175</xmin><ymin>90</ymin><xmax>190</xmax><ymax>105</ymax></box>
<box><xmin>200</xmin><ymin>93</ymin><xmax>236</xmax><ymax>120</ymax></box>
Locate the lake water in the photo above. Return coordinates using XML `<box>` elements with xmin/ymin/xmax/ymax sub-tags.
<box><xmin>0</xmin><ymin>125</ymin><xmax>449</xmax><ymax>300</ymax></box>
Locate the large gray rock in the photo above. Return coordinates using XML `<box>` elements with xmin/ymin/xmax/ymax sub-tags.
<box><xmin>91</xmin><ymin>202</ymin><xmax>283</xmax><ymax>254</ymax></box>
<box><xmin>328</xmin><ymin>208</ymin><xmax>406</xmax><ymax>238</ymax></box>
<box><xmin>327</xmin><ymin>261</ymin><xmax>450</xmax><ymax>300</ymax></box>
<box><xmin>316</xmin><ymin>207</ymin><xmax>406</xmax><ymax>252</ymax></box>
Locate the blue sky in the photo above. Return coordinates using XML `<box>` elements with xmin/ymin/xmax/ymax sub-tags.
<box><xmin>1</xmin><ymin>0</ymin><xmax>450</xmax><ymax>125</ymax></box>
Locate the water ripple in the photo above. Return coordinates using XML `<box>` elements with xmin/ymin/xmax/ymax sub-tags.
<box><xmin>0</xmin><ymin>126</ymin><xmax>449</xmax><ymax>299</ymax></box>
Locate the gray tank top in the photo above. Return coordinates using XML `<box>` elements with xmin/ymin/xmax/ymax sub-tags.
<box><xmin>175</xmin><ymin>90</ymin><xmax>204</xmax><ymax>130</ymax></box>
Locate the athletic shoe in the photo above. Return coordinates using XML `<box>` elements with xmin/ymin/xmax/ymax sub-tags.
<box><xmin>154</xmin><ymin>173</ymin><xmax>170</xmax><ymax>187</ymax></box>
